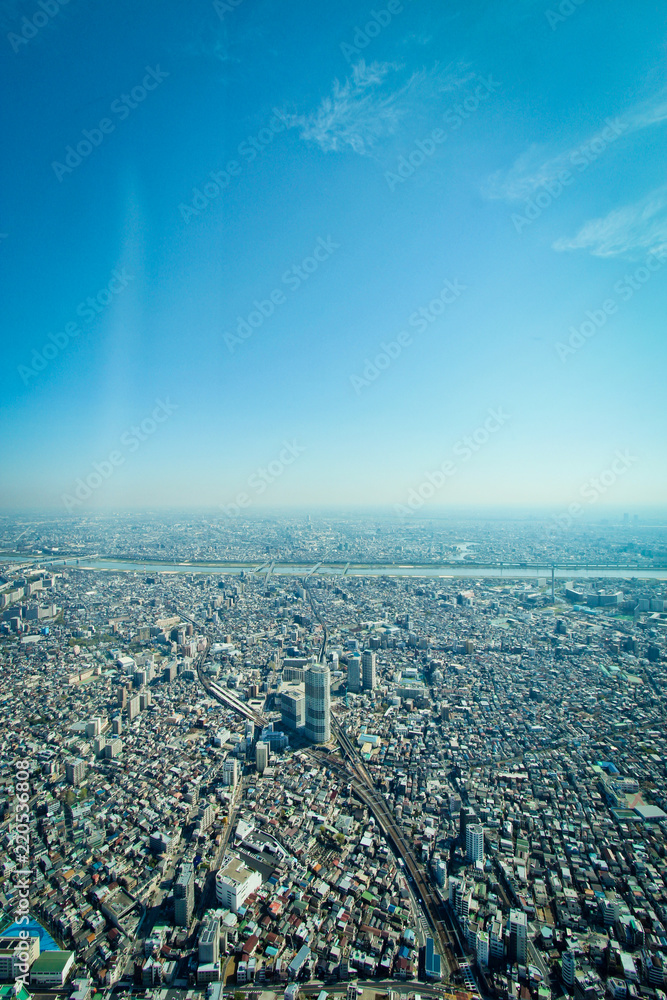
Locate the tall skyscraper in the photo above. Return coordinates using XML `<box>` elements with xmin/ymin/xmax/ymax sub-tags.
<box><xmin>509</xmin><ymin>908</ymin><xmax>527</xmax><ymax>965</ymax></box>
<box><xmin>347</xmin><ymin>654</ymin><xmax>361</xmax><ymax>693</ymax></box>
<box><xmin>362</xmin><ymin>650</ymin><xmax>376</xmax><ymax>690</ymax></box>
<box><xmin>466</xmin><ymin>823</ymin><xmax>485</xmax><ymax>863</ymax></box>
<box><xmin>305</xmin><ymin>660</ymin><xmax>331</xmax><ymax>743</ymax></box>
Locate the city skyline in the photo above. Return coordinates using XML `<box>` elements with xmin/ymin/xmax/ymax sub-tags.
<box><xmin>2</xmin><ymin>0</ymin><xmax>666</xmax><ymax>510</ymax></box>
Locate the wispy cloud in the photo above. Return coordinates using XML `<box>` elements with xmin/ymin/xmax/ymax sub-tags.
<box><xmin>278</xmin><ymin>60</ymin><xmax>409</xmax><ymax>155</ymax></box>
<box><xmin>280</xmin><ymin>59</ymin><xmax>476</xmax><ymax>156</ymax></box>
<box><xmin>483</xmin><ymin>91</ymin><xmax>667</xmax><ymax>203</ymax></box>
<box><xmin>552</xmin><ymin>184</ymin><xmax>667</xmax><ymax>258</ymax></box>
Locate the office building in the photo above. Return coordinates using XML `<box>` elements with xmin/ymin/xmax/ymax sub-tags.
<box><xmin>198</xmin><ymin>912</ymin><xmax>220</xmax><ymax>965</ymax></box>
<box><xmin>174</xmin><ymin>863</ymin><xmax>195</xmax><ymax>928</ymax></box>
<box><xmin>362</xmin><ymin>650</ymin><xmax>376</xmax><ymax>690</ymax></box>
<box><xmin>305</xmin><ymin>660</ymin><xmax>331</xmax><ymax>743</ymax></box>
<box><xmin>215</xmin><ymin>853</ymin><xmax>262</xmax><ymax>913</ymax></box>
<box><xmin>255</xmin><ymin>741</ymin><xmax>269</xmax><ymax>774</ymax></box>
<box><xmin>281</xmin><ymin>685</ymin><xmax>305</xmax><ymax>730</ymax></box>
<box><xmin>347</xmin><ymin>654</ymin><xmax>361</xmax><ymax>693</ymax></box>
<box><xmin>222</xmin><ymin>758</ymin><xmax>238</xmax><ymax>786</ymax></box>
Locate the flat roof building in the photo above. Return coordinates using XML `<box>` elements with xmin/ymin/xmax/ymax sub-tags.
<box><xmin>215</xmin><ymin>853</ymin><xmax>262</xmax><ymax>913</ymax></box>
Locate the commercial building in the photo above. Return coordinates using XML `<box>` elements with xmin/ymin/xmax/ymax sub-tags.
<box><xmin>215</xmin><ymin>853</ymin><xmax>262</xmax><ymax>913</ymax></box>
<box><xmin>29</xmin><ymin>951</ymin><xmax>74</xmax><ymax>987</ymax></box>
<box><xmin>362</xmin><ymin>650</ymin><xmax>376</xmax><ymax>690</ymax></box>
<box><xmin>255</xmin><ymin>741</ymin><xmax>269</xmax><ymax>774</ymax></box>
<box><xmin>198</xmin><ymin>912</ymin><xmax>220</xmax><ymax>965</ymax></box>
<box><xmin>0</xmin><ymin>936</ymin><xmax>40</xmax><ymax>980</ymax></box>
<box><xmin>347</xmin><ymin>654</ymin><xmax>361</xmax><ymax>693</ymax></box>
<box><xmin>304</xmin><ymin>660</ymin><xmax>331</xmax><ymax>743</ymax></box>
<box><xmin>424</xmin><ymin>937</ymin><xmax>441</xmax><ymax>980</ymax></box>
<box><xmin>222</xmin><ymin>758</ymin><xmax>238</xmax><ymax>786</ymax></box>
<box><xmin>281</xmin><ymin>684</ymin><xmax>305</xmax><ymax>730</ymax></box>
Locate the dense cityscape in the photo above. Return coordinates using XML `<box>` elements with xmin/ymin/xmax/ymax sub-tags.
<box><xmin>2</xmin><ymin>513</ymin><xmax>667</xmax><ymax>1000</ymax></box>
<box><xmin>4</xmin><ymin>4</ymin><xmax>665</xmax><ymax>1000</ymax></box>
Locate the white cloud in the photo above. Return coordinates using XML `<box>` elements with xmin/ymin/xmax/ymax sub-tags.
<box><xmin>483</xmin><ymin>91</ymin><xmax>667</xmax><ymax>203</ymax></box>
<box><xmin>552</xmin><ymin>184</ymin><xmax>667</xmax><ymax>258</ymax></box>
<box><xmin>280</xmin><ymin>59</ymin><xmax>476</xmax><ymax>156</ymax></box>
<box><xmin>278</xmin><ymin>60</ymin><xmax>405</xmax><ymax>155</ymax></box>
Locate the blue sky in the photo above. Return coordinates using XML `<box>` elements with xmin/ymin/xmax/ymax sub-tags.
<box><xmin>1</xmin><ymin>0</ymin><xmax>666</xmax><ymax>512</ymax></box>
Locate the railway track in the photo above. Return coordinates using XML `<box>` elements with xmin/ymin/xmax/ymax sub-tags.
<box><xmin>180</xmin><ymin>601</ymin><xmax>465</xmax><ymax>988</ymax></box>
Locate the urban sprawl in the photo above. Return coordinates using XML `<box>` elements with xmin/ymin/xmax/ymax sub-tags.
<box><xmin>1</xmin><ymin>514</ymin><xmax>667</xmax><ymax>1000</ymax></box>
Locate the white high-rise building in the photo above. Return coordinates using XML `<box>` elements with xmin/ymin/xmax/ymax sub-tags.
<box><xmin>215</xmin><ymin>853</ymin><xmax>262</xmax><ymax>913</ymax></box>
<box><xmin>466</xmin><ymin>823</ymin><xmax>485</xmax><ymax>863</ymax></box>
<box><xmin>305</xmin><ymin>660</ymin><xmax>331</xmax><ymax>743</ymax></box>
<box><xmin>362</xmin><ymin>650</ymin><xmax>376</xmax><ymax>690</ymax></box>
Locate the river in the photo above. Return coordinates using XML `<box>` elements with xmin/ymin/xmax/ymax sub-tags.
<box><xmin>4</xmin><ymin>556</ymin><xmax>667</xmax><ymax>580</ymax></box>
